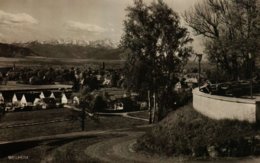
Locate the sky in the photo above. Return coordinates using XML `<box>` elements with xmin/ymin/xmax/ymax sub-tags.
<box><xmin>0</xmin><ymin>0</ymin><xmax>203</xmax><ymax>52</ymax></box>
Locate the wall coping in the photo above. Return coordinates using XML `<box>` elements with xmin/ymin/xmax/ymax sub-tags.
<box><xmin>192</xmin><ymin>88</ymin><xmax>259</xmax><ymax>104</ymax></box>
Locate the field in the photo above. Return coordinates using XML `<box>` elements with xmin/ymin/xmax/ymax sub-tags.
<box><xmin>0</xmin><ymin>108</ymin><xmax>146</xmax><ymax>141</ymax></box>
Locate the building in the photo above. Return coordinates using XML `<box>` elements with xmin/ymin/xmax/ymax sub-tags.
<box><xmin>39</xmin><ymin>92</ymin><xmax>45</xmax><ymax>99</ymax></box>
<box><xmin>20</xmin><ymin>94</ymin><xmax>27</xmax><ymax>107</ymax></box>
<box><xmin>0</xmin><ymin>92</ymin><xmax>4</xmax><ymax>104</ymax></box>
<box><xmin>61</xmin><ymin>93</ymin><xmax>68</xmax><ymax>104</ymax></box>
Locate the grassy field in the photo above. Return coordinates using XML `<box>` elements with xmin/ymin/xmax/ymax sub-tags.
<box><xmin>0</xmin><ymin>108</ymin><xmax>146</xmax><ymax>141</ymax></box>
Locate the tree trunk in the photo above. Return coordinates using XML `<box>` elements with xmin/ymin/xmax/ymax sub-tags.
<box><xmin>148</xmin><ymin>90</ymin><xmax>152</xmax><ymax>124</ymax></box>
<box><xmin>153</xmin><ymin>92</ymin><xmax>156</xmax><ymax>123</ymax></box>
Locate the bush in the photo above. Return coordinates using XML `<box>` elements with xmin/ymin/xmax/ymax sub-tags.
<box><xmin>157</xmin><ymin>89</ymin><xmax>192</xmax><ymax>121</ymax></box>
<box><xmin>136</xmin><ymin>104</ymin><xmax>259</xmax><ymax>158</ymax></box>
<box><xmin>93</xmin><ymin>96</ymin><xmax>107</xmax><ymax>112</ymax></box>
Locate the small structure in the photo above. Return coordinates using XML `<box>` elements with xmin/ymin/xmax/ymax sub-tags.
<box><xmin>33</xmin><ymin>98</ymin><xmax>41</xmax><ymax>106</ymax></box>
<box><xmin>61</xmin><ymin>93</ymin><xmax>68</xmax><ymax>104</ymax></box>
<box><xmin>113</xmin><ymin>101</ymin><xmax>124</xmax><ymax>110</ymax></box>
<box><xmin>103</xmin><ymin>76</ymin><xmax>111</xmax><ymax>86</ymax></box>
<box><xmin>50</xmin><ymin>92</ymin><xmax>55</xmax><ymax>98</ymax></box>
<box><xmin>20</xmin><ymin>94</ymin><xmax>27</xmax><ymax>107</ymax></box>
<box><xmin>39</xmin><ymin>92</ymin><xmax>45</xmax><ymax>99</ymax></box>
<box><xmin>12</xmin><ymin>93</ymin><xmax>18</xmax><ymax>104</ymax></box>
<box><xmin>73</xmin><ymin>96</ymin><xmax>80</xmax><ymax>105</ymax></box>
<box><xmin>0</xmin><ymin>92</ymin><xmax>4</xmax><ymax>104</ymax></box>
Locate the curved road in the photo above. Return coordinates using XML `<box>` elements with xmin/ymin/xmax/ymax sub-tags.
<box><xmin>84</xmin><ymin>131</ymin><xmax>260</xmax><ymax>163</ymax></box>
<box><xmin>84</xmin><ymin>131</ymin><xmax>183</xmax><ymax>163</ymax></box>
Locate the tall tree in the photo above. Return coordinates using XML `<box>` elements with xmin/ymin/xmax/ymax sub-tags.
<box><xmin>185</xmin><ymin>0</ymin><xmax>260</xmax><ymax>80</ymax></box>
<box><xmin>121</xmin><ymin>0</ymin><xmax>192</xmax><ymax>122</ymax></box>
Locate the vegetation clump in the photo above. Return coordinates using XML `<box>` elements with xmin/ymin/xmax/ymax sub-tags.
<box><xmin>136</xmin><ymin>104</ymin><xmax>260</xmax><ymax>158</ymax></box>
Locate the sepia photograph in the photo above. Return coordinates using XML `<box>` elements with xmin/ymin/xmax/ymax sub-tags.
<box><xmin>0</xmin><ymin>0</ymin><xmax>259</xmax><ymax>162</ymax></box>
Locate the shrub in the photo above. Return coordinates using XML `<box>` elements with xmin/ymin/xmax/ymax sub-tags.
<box><xmin>93</xmin><ymin>96</ymin><xmax>107</xmax><ymax>112</ymax></box>
<box><xmin>136</xmin><ymin>104</ymin><xmax>259</xmax><ymax>158</ymax></box>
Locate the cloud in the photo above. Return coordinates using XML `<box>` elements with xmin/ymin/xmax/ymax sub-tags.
<box><xmin>65</xmin><ymin>21</ymin><xmax>106</xmax><ymax>33</ymax></box>
<box><xmin>0</xmin><ymin>10</ymin><xmax>38</xmax><ymax>26</ymax></box>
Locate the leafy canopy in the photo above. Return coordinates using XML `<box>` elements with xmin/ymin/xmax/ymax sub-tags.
<box><xmin>121</xmin><ymin>0</ymin><xmax>193</xmax><ymax>91</ymax></box>
<box><xmin>185</xmin><ymin>0</ymin><xmax>260</xmax><ymax>80</ymax></box>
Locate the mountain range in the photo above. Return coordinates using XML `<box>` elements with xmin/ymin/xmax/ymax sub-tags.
<box><xmin>0</xmin><ymin>39</ymin><xmax>125</xmax><ymax>60</ymax></box>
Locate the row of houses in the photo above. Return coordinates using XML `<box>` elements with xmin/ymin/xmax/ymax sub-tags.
<box><xmin>0</xmin><ymin>91</ymin><xmax>70</xmax><ymax>111</ymax></box>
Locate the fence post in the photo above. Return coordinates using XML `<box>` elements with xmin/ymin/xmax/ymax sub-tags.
<box><xmin>81</xmin><ymin>107</ymin><xmax>86</xmax><ymax>131</ymax></box>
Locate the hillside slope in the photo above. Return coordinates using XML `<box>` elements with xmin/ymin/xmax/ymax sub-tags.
<box><xmin>26</xmin><ymin>43</ymin><xmax>125</xmax><ymax>59</ymax></box>
<box><xmin>136</xmin><ymin>104</ymin><xmax>258</xmax><ymax>157</ymax></box>
<box><xmin>0</xmin><ymin>43</ymin><xmax>37</xmax><ymax>58</ymax></box>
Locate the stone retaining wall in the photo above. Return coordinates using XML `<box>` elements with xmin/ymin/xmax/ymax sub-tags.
<box><xmin>193</xmin><ymin>88</ymin><xmax>260</xmax><ymax>123</ymax></box>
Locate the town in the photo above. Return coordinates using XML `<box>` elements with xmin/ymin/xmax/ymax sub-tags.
<box><xmin>0</xmin><ymin>0</ymin><xmax>259</xmax><ymax>162</ymax></box>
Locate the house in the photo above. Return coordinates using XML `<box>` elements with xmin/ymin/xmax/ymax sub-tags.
<box><xmin>61</xmin><ymin>93</ymin><xmax>68</xmax><ymax>104</ymax></box>
<box><xmin>113</xmin><ymin>101</ymin><xmax>124</xmax><ymax>110</ymax></box>
<box><xmin>0</xmin><ymin>92</ymin><xmax>4</xmax><ymax>104</ymax></box>
<box><xmin>39</xmin><ymin>91</ymin><xmax>45</xmax><ymax>99</ymax></box>
<box><xmin>20</xmin><ymin>94</ymin><xmax>27</xmax><ymax>107</ymax></box>
<box><xmin>73</xmin><ymin>96</ymin><xmax>80</xmax><ymax>105</ymax></box>
<box><xmin>103</xmin><ymin>75</ymin><xmax>112</xmax><ymax>86</ymax></box>
<box><xmin>50</xmin><ymin>92</ymin><xmax>55</xmax><ymax>98</ymax></box>
<box><xmin>12</xmin><ymin>93</ymin><xmax>18</xmax><ymax>104</ymax></box>
<box><xmin>12</xmin><ymin>93</ymin><xmax>24</xmax><ymax>110</ymax></box>
<box><xmin>33</xmin><ymin>98</ymin><xmax>41</xmax><ymax>106</ymax></box>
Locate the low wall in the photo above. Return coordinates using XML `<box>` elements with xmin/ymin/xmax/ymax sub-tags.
<box><xmin>193</xmin><ymin>88</ymin><xmax>260</xmax><ymax>123</ymax></box>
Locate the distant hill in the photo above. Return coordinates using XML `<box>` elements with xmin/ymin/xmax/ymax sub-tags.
<box><xmin>23</xmin><ymin>41</ymin><xmax>125</xmax><ymax>59</ymax></box>
<box><xmin>0</xmin><ymin>41</ymin><xmax>126</xmax><ymax>60</ymax></box>
<box><xmin>7</xmin><ymin>41</ymin><xmax>125</xmax><ymax>60</ymax></box>
<box><xmin>0</xmin><ymin>43</ymin><xmax>37</xmax><ymax>58</ymax></box>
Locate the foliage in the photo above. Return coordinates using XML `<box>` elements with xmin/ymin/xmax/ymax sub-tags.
<box><xmin>184</xmin><ymin>0</ymin><xmax>260</xmax><ymax>80</ymax></box>
<box><xmin>136</xmin><ymin>105</ymin><xmax>259</xmax><ymax>157</ymax></box>
<box><xmin>121</xmin><ymin>0</ymin><xmax>193</xmax><ymax>92</ymax></box>
<box><xmin>92</xmin><ymin>95</ymin><xmax>107</xmax><ymax>112</ymax></box>
<box><xmin>157</xmin><ymin>88</ymin><xmax>192</xmax><ymax>121</ymax></box>
<box><xmin>121</xmin><ymin>0</ymin><xmax>193</xmax><ymax>123</ymax></box>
